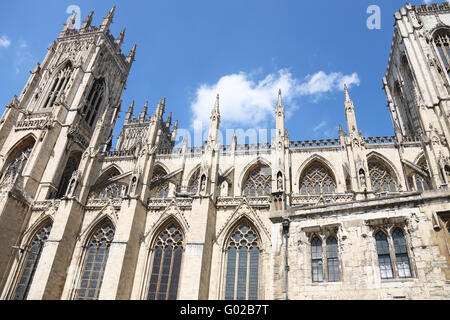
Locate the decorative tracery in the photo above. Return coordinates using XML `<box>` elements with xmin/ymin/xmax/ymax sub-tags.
<box><xmin>415</xmin><ymin>158</ymin><xmax>430</xmax><ymax>192</ymax></box>
<box><xmin>76</xmin><ymin>221</ymin><xmax>115</xmax><ymax>300</ymax></box>
<box><xmin>434</xmin><ymin>31</ymin><xmax>450</xmax><ymax>78</ymax></box>
<box><xmin>242</xmin><ymin>166</ymin><xmax>272</xmax><ymax>197</ymax></box>
<box><xmin>299</xmin><ymin>162</ymin><xmax>336</xmax><ymax>195</ymax></box>
<box><xmin>82</xmin><ymin>79</ymin><xmax>105</xmax><ymax>127</ymax></box>
<box><xmin>0</xmin><ymin>142</ymin><xmax>35</xmax><ymax>190</ymax></box>
<box><xmin>187</xmin><ymin>169</ymin><xmax>200</xmax><ymax>194</ymax></box>
<box><xmin>150</xmin><ymin>169</ymin><xmax>169</xmax><ymax>198</ymax></box>
<box><xmin>43</xmin><ymin>62</ymin><xmax>72</xmax><ymax>109</ymax></box>
<box><xmin>224</xmin><ymin>221</ymin><xmax>260</xmax><ymax>300</ymax></box>
<box><xmin>147</xmin><ymin>222</ymin><xmax>184</xmax><ymax>300</ymax></box>
<box><xmin>13</xmin><ymin>221</ymin><xmax>53</xmax><ymax>300</ymax></box>
<box><xmin>368</xmin><ymin>160</ymin><xmax>397</xmax><ymax>193</ymax></box>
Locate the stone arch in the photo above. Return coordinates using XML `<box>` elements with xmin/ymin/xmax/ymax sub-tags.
<box><xmin>0</xmin><ymin>134</ymin><xmax>36</xmax><ymax>181</ymax></box>
<box><xmin>20</xmin><ymin>215</ymin><xmax>54</xmax><ymax>248</ymax></box>
<box><xmin>147</xmin><ymin>216</ymin><xmax>186</xmax><ymax>250</ymax></box>
<box><xmin>367</xmin><ymin>152</ymin><xmax>401</xmax><ymax>192</ymax></box>
<box><xmin>95</xmin><ymin>165</ymin><xmax>122</xmax><ymax>185</ymax></box>
<box><xmin>185</xmin><ymin>164</ymin><xmax>201</xmax><ymax>193</ymax></box>
<box><xmin>238</xmin><ymin>157</ymin><xmax>272</xmax><ymax>190</ymax></box>
<box><xmin>220</xmin><ymin>214</ymin><xmax>265</xmax><ymax>252</ymax></box>
<box><xmin>295</xmin><ymin>155</ymin><xmax>338</xmax><ymax>194</ymax></box>
<box><xmin>78</xmin><ymin>215</ymin><xmax>116</xmax><ymax>251</ymax></box>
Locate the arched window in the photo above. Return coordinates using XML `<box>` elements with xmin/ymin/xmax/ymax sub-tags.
<box><xmin>392</xmin><ymin>229</ymin><xmax>412</xmax><ymax>278</ymax></box>
<box><xmin>55</xmin><ymin>153</ymin><xmax>81</xmax><ymax>199</ymax></box>
<box><xmin>82</xmin><ymin>79</ymin><xmax>105</xmax><ymax>127</ymax></box>
<box><xmin>88</xmin><ymin>169</ymin><xmax>126</xmax><ymax>200</ymax></box>
<box><xmin>147</xmin><ymin>222</ymin><xmax>184</xmax><ymax>300</ymax></box>
<box><xmin>150</xmin><ymin>168</ymin><xmax>170</xmax><ymax>199</ymax></box>
<box><xmin>76</xmin><ymin>221</ymin><xmax>115</xmax><ymax>300</ymax></box>
<box><xmin>375</xmin><ymin>231</ymin><xmax>393</xmax><ymax>279</ymax></box>
<box><xmin>224</xmin><ymin>221</ymin><xmax>260</xmax><ymax>300</ymax></box>
<box><xmin>434</xmin><ymin>30</ymin><xmax>450</xmax><ymax>79</ymax></box>
<box><xmin>300</xmin><ymin>162</ymin><xmax>336</xmax><ymax>195</ymax></box>
<box><xmin>242</xmin><ymin>166</ymin><xmax>271</xmax><ymax>196</ymax></box>
<box><xmin>43</xmin><ymin>62</ymin><xmax>72</xmax><ymax>109</ymax></box>
<box><xmin>13</xmin><ymin>221</ymin><xmax>52</xmax><ymax>300</ymax></box>
<box><xmin>0</xmin><ymin>139</ymin><xmax>35</xmax><ymax>189</ymax></box>
<box><xmin>368</xmin><ymin>160</ymin><xmax>397</xmax><ymax>193</ymax></box>
<box><xmin>187</xmin><ymin>169</ymin><xmax>200</xmax><ymax>194</ymax></box>
<box><xmin>415</xmin><ymin>158</ymin><xmax>431</xmax><ymax>191</ymax></box>
<box><xmin>311</xmin><ymin>237</ymin><xmax>323</xmax><ymax>282</ymax></box>
<box><xmin>326</xmin><ymin>237</ymin><xmax>340</xmax><ymax>282</ymax></box>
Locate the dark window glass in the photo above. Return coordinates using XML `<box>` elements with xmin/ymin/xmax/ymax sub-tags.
<box><xmin>147</xmin><ymin>223</ymin><xmax>184</xmax><ymax>300</ymax></box>
<box><xmin>311</xmin><ymin>237</ymin><xmax>323</xmax><ymax>282</ymax></box>
<box><xmin>14</xmin><ymin>222</ymin><xmax>52</xmax><ymax>300</ymax></box>
<box><xmin>392</xmin><ymin>229</ymin><xmax>411</xmax><ymax>278</ymax></box>
<box><xmin>375</xmin><ymin>232</ymin><xmax>393</xmax><ymax>279</ymax></box>
<box><xmin>225</xmin><ymin>222</ymin><xmax>260</xmax><ymax>300</ymax></box>
<box><xmin>76</xmin><ymin>221</ymin><xmax>114</xmax><ymax>300</ymax></box>
<box><xmin>242</xmin><ymin>166</ymin><xmax>272</xmax><ymax>197</ymax></box>
<box><xmin>300</xmin><ymin>162</ymin><xmax>336</xmax><ymax>196</ymax></box>
<box><xmin>326</xmin><ymin>237</ymin><xmax>340</xmax><ymax>282</ymax></box>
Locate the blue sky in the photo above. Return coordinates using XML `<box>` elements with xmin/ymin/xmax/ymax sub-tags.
<box><xmin>0</xmin><ymin>0</ymin><xmax>444</xmax><ymax>147</ymax></box>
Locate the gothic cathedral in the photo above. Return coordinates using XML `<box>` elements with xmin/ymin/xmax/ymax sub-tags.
<box><xmin>0</xmin><ymin>3</ymin><xmax>449</xmax><ymax>300</ymax></box>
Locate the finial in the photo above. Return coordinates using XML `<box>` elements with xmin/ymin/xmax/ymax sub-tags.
<box><xmin>125</xmin><ymin>100</ymin><xmax>134</xmax><ymax>121</ymax></box>
<box><xmin>116</xmin><ymin>28</ymin><xmax>126</xmax><ymax>47</ymax></box>
<box><xmin>167</xmin><ymin>111</ymin><xmax>172</xmax><ymax>126</ymax></box>
<box><xmin>101</xmin><ymin>5</ymin><xmax>116</xmax><ymax>30</ymax></box>
<box><xmin>344</xmin><ymin>84</ymin><xmax>351</xmax><ymax>102</ymax></box>
<box><xmin>278</xmin><ymin>89</ymin><xmax>283</xmax><ymax>106</ymax></box>
<box><xmin>338</xmin><ymin>124</ymin><xmax>345</xmax><ymax>136</ymax></box>
<box><xmin>127</xmin><ymin>44</ymin><xmax>136</xmax><ymax>64</ymax></box>
<box><xmin>140</xmin><ymin>101</ymin><xmax>148</xmax><ymax>120</ymax></box>
<box><xmin>81</xmin><ymin>11</ymin><xmax>94</xmax><ymax>30</ymax></box>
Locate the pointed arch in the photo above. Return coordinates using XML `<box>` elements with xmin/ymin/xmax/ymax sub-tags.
<box><xmin>89</xmin><ymin>165</ymin><xmax>127</xmax><ymax>200</ymax></box>
<box><xmin>145</xmin><ymin>217</ymin><xmax>185</xmax><ymax>300</ymax></box>
<box><xmin>297</xmin><ymin>156</ymin><xmax>337</xmax><ymax>195</ymax></box>
<box><xmin>238</xmin><ymin>157</ymin><xmax>272</xmax><ymax>190</ymax></box>
<box><xmin>55</xmin><ymin>151</ymin><xmax>82</xmax><ymax>199</ymax></box>
<box><xmin>12</xmin><ymin>218</ymin><xmax>53</xmax><ymax>300</ymax></box>
<box><xmin>42</xmin><ymin>60</ymin><xmax>73</xmax><ymax>109</ymax></box>
<box><xmin>75</xmin><ymin>217</ymin><xmax>115</xmax><ymax>300</ymax></box>
<box><xmin>0</xmin><ymin>134</ymin><xmax>36</xmax><ymax>185</ymax></box>
<box><xmin>367</xmin><ymin>152</ymin><xmax>400</xmax><ymax>193</ymax></box>
<box><xmin>222</xmin><ymin>216</ymin><xmax>261</xmax><ymax>300</ymax></box>
<box><xmin>295</xmin><ymin>154</ymin><xmax>339</xmax><ymax>193</ymax></box>
<box><xmin>186</xmin><ymin>164</ymin><xmax>201</xmax><ymax>194</ymax></box>
<box><xmin>81</xmin><ymin>77</ymin><xmax>106</xmax><ymax>127</ymax></box>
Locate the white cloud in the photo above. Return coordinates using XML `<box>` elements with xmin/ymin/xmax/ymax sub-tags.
<box><xmin>190</xmin><ymin>69</ymin><xmax>360</xmax><ymax>129</ymax></box>
<box><xmin>0</xmin><ymin>35</ymin><xmax>11</xmax><ymax>48</ymax></box>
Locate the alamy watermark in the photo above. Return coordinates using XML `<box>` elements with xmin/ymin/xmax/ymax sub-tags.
<box><xmin>367</xmin><ymin>5</ymin><xmax>381</xmax><ymax>30</ymax></box>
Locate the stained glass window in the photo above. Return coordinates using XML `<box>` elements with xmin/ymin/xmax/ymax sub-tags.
<box><xmin>300</xmin><ymin>162</ymin><xmax>336</xmax><ymax>195</ymax></box>
<box><xmin>368</xmin><ymin>161</ymin><xmax>397</xmax><ymax>193</ymax></box>
<box><xmin>392</xmin><ymin>229</ymin><xmax>412</xmax><ymax>278</ymax></box>
<box><xmin>76</xmin><ymin>221</ymin><xmax>115</xmax><ymax>300</ymax></box>
<box><xmin>13</xmin><ymin>222</ymin><xmax>53</xmax><ymax>300</ymax></box>
<box><xmin>224</xmin><ymin>222</ymin><xmax>260</xmax><ymax>300</ymax></box>
<box><xmin>147</xmin><ymin>222</ymin><xmax>184</xmax><ymax>300</ymax></box>
<box><xmin>326</xmin><ymin>237</ymin><xmax>340</xmax><ymax>282</ymax></box>
<box><xmin>242</xmin><ymin>166</ymin><xmax>272</xmax><ymax>196</ymax></box>
<box><xmin>311</xmin><ymin>237</ymin><xmax>323</xmax><ymax>282</ymax></box>
<box><xmin>375</xmin><ymin>231</ymin><xmax>394</xmax><ymax>279</ymax></box>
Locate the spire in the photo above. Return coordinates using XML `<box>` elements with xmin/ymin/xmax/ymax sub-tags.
<box><xmin>127</xmin><ymin>44</ymin><xmax>136</xmax><ymax>65</ymax></box>
<box><xmin>101</xmin><ymin>5</ymin><xmax>116</xmax><ymax>30</ymax></box>
<box><xmin>231</xmin><ymin>131</ymin><xmax>237</xmax><ymax>151</ymax></box>
<box><xmin>344</xmin><ymin>84</ymin><xmax>351</xmax><ymax>102</ymax></box>
<box><xmin>140</xmin><ymin>101</ymin><xmax>148</xmax><ymax>120</ymax></box>
<box><xmin>116</xmin><ymin>28</ymin><xmax>126</xmax><ymax>47</ymax></box>
<box><xmin>171</xmin><ymin>119</ymin><xmax>178</xmax><ymax>141</ymax></box>
<box><xmin>338</xmin><ymin>124</ymin><xmax>346</xmax><ymax>136</ymax></box>
<box><xmin>211</xmin><ymin>94</ymin><xmax>220</xmax><ymax>118</ymax></box>
<box><xmin>166</xmin><ymin>111</ymin><xmax>173</xmax><ymax>127</ymax></box>
<box><xmin>81</xmin><ymin>11</ymin><xmax>94</xmax><ymax>30</ymax></box>
<box><xmin>277</xmin><ymin>89</ymin><xmax>283</xmax><ymax>107</ymax></box>
<box><xmin>125</xmin><ymin>100</ymin><xmax>134</xmax><ymax>121</ymax></box>
<box><xmin>160</xmin><ymin>97</ymin><xmax>166</xmax><ymax>118</ymax></box>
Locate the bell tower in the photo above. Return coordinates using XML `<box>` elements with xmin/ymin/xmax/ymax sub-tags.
<box><xmin>383</xmin><ymin>3</ymin><xmax>450</xmax><ymax>189</ymax></box>
<box><xmin>0</xmin><ymin>7</ymin><xmax>135</xmax><ymax>296</ymax></box>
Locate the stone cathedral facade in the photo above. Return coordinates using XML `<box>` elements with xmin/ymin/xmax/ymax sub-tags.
<box><xmin>0</xmin><ymin>3</ymin><xmax>449</xmax><ymax>301</ymax></box>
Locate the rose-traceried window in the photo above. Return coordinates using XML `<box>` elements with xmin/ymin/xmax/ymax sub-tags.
<box><xmin>147</xmin><ymin>222</ymin><xmax>184</xmax><ymax>300</ymax></box>
<box><xmin>150</xmin><ymin>169</ymin><xmax>170</xmax><ymax>199</ymax></box>
<box><xmin>242</xmin><ymin>166</ymin><xmax>271</xmax><ymax>197</ymax></box>
<box><xmin>368</xmin><ymin>161</ymin><xmax>397</xmax><ymax>193</ymax></box>
<box><xmin>224</xmin><ymin>221</ymin><xmax>260</xmax><ymax>300</ymax></box>
<box><xmin>13</xmin><ymin>221</ymin><xmax>53</xmax><ymax>300</ymax></box>
<box><xmin>300</xmin><ymin>162</ymin><xmax>336</xmax><ymax>195</ymax></box>
<box><xmin>76</xmin><ymin>221</ymin><xmax>115</xmax><ymax>300</ymax></box>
